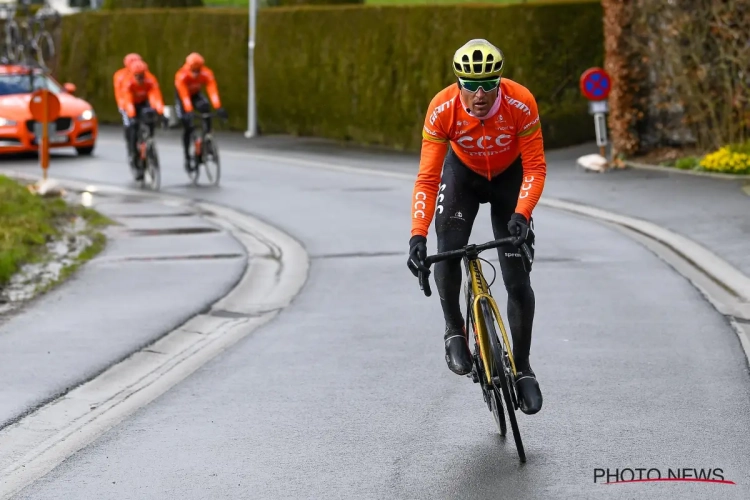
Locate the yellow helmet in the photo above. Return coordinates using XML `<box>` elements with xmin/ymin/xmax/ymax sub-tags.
<box><xmin>452</xmin><ymin>39</ymin><xmax>505</xmax><ymax>79</ymax></box>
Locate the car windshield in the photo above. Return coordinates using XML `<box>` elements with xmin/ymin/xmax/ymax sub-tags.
<box><xmin>0</xmin><ymin>74</ymin><xmax>63</xmax><ymax>96</ymax></box>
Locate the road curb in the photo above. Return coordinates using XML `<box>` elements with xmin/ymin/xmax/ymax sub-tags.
<box><xmin>0</xmin><ymin>174</ymin><xmax>310</xmax><ymax>499</ymax></box>
<box><xmin>624</xmin><ymin>160</ymin><xmax>750</xmax><ymax>181</ymax></box>
<box><xmin>541</xmin><ymin>198</ymin><xmax>750</xmax><ymax>303</ymax></box>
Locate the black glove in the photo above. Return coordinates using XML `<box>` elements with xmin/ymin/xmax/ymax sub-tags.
<box><xmin>508</xmin><ymin>213</ymin><xmax>531</xmax><ymax>247</ymax></box>
<box><xmin>217</xmin><ymin>107</ymin><xmax>228</xmax><ymax>120</ymax></box>
<box><xmin>407</xmin><ymin>235</ymin><xmax>428</xmax><ymax>277</ymax></box>
<box><xmin>183</xmin><ymin>111</ymin><xmax>194</xmax><ymax>123</ymax></box>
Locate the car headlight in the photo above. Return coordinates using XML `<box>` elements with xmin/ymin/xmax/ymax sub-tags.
<box><xmin>0</xmin><ymin>117</ymin><xmax>17</xmax><ymax>127</ymax></box>
<box><xmin>79</xmin><ymin>110</ymin><xmax>95</xmax><ymax>121</ymax></box>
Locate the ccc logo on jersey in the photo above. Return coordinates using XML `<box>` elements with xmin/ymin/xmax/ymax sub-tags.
<box><xmin>456</xmin><ymin>134</ymin><xmax>513</xmax><ymax>150</ymax></box>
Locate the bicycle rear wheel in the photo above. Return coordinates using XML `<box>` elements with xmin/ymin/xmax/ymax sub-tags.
<box><xmin>481</xmin><ymin>298</ymin><xmax>526</xmax><ymax>463</ymax></box>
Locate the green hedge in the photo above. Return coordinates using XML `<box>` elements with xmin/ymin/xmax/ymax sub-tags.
<box><xmin>273</xmin><ymin>0</ymin><xmax>363</xmax><ymax>6</ymax></box>
<box><xmin>256</xmin><ymin>2</ymin><xmax>603</xmax><ymax>149</ymax></box>
<box><xmin>56</xmin><ymin>2</ymin><xmax>603</xmax><ymax>150</ymax></box>
<box><xmin>101</xmin><ymin>0</ymin><xmax>203</xmax><ymax>8</ymax></box>
<box><xmin>55</xmin><ymin>9</ymin><xmax>247</xmax><ymax>128</ymax></box>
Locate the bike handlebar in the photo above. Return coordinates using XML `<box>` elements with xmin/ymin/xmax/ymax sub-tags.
<box><xmin>190</xmin><ymin>111</ymin><xmax>228</xmax><ymax>123</ymax></box>
<box><xmin>416</xmin><ymin>236</ymin><xmax>533</xmax><ymax>297</ymax></box>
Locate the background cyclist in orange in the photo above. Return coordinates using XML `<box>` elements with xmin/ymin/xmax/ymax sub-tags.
<box><xmin>117</xmin><ymin>59</ymin><xmax>165</xmax><ymax>179</ymax></box>
<box><xmin>113</xmin><ymin>53</ymin><xmax>142</xmax><ymax>147</ymax></box>
<box><xmin>408</xmin><ymin>39</ymin><xmax>546</xmax><ymax>415</ymax></box>
<box><xmin>174</xmin><ymin>52</ymin><xmax>227</xmax><ymax>172</ymax></box>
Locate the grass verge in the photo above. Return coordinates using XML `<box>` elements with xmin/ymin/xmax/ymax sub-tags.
<box><xmin>0</xmin><ymin>175</ymin><xmax>111</xmax><ymax>289</ymax></box>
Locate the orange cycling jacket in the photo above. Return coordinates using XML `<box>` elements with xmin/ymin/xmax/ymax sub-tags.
<box><xmin>113</xmin><ymin>67</ymin><xmax>159</xmax><ymax>109</ymax></box>
<box><xmin>117</xmin><ymin>73</ymin><xmax>165</xmax><ymax>118</ymax></box>
<box><xmin>174</xmin><ymin>65</ymin><xmax>221</xmax><ymax>112</ymax></box>
<box><xmin>411</xmin><ymin>79</ymin><xmax>547</xmax><ymax>238</ymax></box>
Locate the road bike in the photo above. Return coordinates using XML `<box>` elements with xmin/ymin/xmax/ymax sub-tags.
<box><xmin>417</xmin><ymin>237</ymin><xmax>534</xmax><ymax>463</ymax></box>
<box><xmin>185</xmin><ymin>111</ymin><xmax>225</xmax><ymax>187</ymax></box>
<box><xmin>131</xmin><ymin>109</ymin><xmax>161</xmax><ymax>191</ymax></box>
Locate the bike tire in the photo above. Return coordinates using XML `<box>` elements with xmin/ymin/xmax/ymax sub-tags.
<box><xmin>489</xmin><ymin>388</ymin><xmax>507</xmax><ymax>437</ymax></box>
<box><xmin>187</xmin><ymin>131</ymin><xmax>200</xmax><ymax>184</ymax></box>
<box><xmin>481</xmin><ymin>298</ymin><xmax>526</xmax><ymax>463</ymax></box>
<box><xmin>4</xmin><ymin>22</ymin><xmax>19</xmax><ymax>59</ymax></box>
<box><xmin>145</xmin><ymin>141</ymin><xmax>161</xmax><ymax>191</ymax></box>
<box><xmin>5</xmin><ymin>22</ymin><xmax>22</xmax><ymax>62</ymax></box>
<box><xmin>35</xmin><ymin>30</ymin><xmax>54</xmax><ymax>69</ymax></box>
<box><xmin>202</xmin><ymin>135</ymin><xmax>220</xmax><ymax>186</ymax></box>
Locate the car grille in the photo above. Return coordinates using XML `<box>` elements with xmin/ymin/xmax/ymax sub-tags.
<box><xmin>26</xmin><ymin>117</ymin><xmax>73</xmax><ymax>133</ymax></box>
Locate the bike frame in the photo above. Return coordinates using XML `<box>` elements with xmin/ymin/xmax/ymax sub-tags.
<box><xmin>190</xmin><ymin>112</ymin><xmax>225</xmax><ymax>162</ymax></box>
<box><xmin>463</xmin><ymin>252</ymin><xmax>517</xmax><ymax>385</ymax></box>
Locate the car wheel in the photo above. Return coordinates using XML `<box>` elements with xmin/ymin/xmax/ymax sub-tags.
<box><xmin>76</xmin><ymin>146</ymin><xmax>95</xmax><ymax>156</ymax></box>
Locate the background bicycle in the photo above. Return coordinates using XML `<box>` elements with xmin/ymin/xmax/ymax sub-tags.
<box><xmin>130</xmin><ymin>107</ymin><xmax>161</xmax><ymax>191</ymax></box>
<box><xmin>184</xmin><ymin>110</ymin><xmax>225</xmax><ymax>187</ymax></box>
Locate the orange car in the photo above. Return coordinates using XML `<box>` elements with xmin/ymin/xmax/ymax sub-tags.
<box><xmin>0</xmin><ymin>64</ymin><xmax>98</xmax><ymax>155</ymax></box>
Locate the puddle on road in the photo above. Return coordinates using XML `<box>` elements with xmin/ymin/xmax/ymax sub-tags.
<box><xmin>125</xmin><ymin>227</ymin><xmax>221</xmax><ymax>237</ymax></box>
<box><xmin>112</xmin><ymin>212</ymin><xmax>198</xmax><ymax>219</ymax></box>
<box><xmin>113</xmin><ymin>253</ymin><xmax>245</xmax><ymax>262</ymax></box>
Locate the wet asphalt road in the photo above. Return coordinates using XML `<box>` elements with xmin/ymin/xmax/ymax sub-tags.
<box><xmin>4</xmin><ymin>129</ymin><xmax>750</xmax><ymax>499</ymax></box>
<box><xmin>0</xmin><ymin>187</ymin><xmax>246</xmax><ymax>428</ymax></box>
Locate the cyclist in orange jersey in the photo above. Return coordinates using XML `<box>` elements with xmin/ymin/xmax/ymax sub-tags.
<box><xmin>113</xmin><ymin>53</ymin><xmax>141</xmax><ymax>105</ymax></box>
<box><xmin>174</xmin><ymin>52</ymin><xmax>227</xmax><ymax>172</ymax></box>
<box><xmin>113</xmin><ymin>53</ymin><xmax>142</xmax><ymax>145</ymax></box>
<box><xmin>408</xmin><ymin>39</ymin><xmax>546</xmax><ymax>415</ymax></box>
<box><xmin>118</xmin><ymin>59</ymin><xmax>165</xmax><ymax>178</ymax></box>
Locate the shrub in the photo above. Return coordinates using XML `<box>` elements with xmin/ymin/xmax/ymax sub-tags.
<box><xmin>699</xmin><ymin>142</ymin><xmax>750</xmax><ymax>175</ymax></box>
<box><xmin>56</xmin><ymin>2</ymin><xmax>604</xmax><ymax>151</ymax></box>
<box><xmin>101</xmin><ymin>0</ymin><xmax>204</xmax><ymax>8</ymax></box>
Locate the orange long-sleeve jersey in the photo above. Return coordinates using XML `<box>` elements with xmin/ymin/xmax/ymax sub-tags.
<box><xmin>113</xmin><ymin>68</ymin><xmax>158</xmax><ymax>108</ymax></box>
<box><xmin>117</xmin><ymin>72</ymin><xmax>165</xmax><ymax>118</ymax></box>
<box><xmin>411</xmin><ymin>79</ymin><xmax>547</xmax><ymax>237</ymax></box>
<box><xmin>174</xmin><ymin>65</ymin><xmax>221</xmax><ymax>112</ymax></box>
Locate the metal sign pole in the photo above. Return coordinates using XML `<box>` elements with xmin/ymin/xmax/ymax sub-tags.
<box><xmin>42</xmin><ymin>89</ymin><xmax>48</xmax><ymax>180</ymax></box>
<box><xmin>244</xmin><ymin>0</ymin><xmax>258</xmax><ymax>138</ymax></box>
<box><xmin>594</xmin><ymin>112</ymin><xmax>608</xmax><ymax>158</ymax></box>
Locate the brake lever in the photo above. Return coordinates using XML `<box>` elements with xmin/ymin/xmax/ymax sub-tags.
<box><xmin>520</xmin><ymin>243</ymin><xmax>533</xmax><ymax>273</ymax></box>
<box><xmin>418</xmin><ymin>269</ymin><xmax>432</xmax><ymax>297</ymax></box>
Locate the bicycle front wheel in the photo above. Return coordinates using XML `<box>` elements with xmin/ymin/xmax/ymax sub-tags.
<box><xmin>481</xmin><ymin>298</ymin><xmax>526</xmax><ymax>463</ymax></box>
<box><xmin>202</xmin><ymin>135</ymin><xmax>220</xmax><ymax>186</ymax></box>
<box><xmin>186</xmin><ymin>131</ymin><xmax>200</xmax><ymax>184</ymax></box>
<box><xmin>145</xmin><ymin>142</ymin><xmax>161</xmax><ymax>191</ymax></box>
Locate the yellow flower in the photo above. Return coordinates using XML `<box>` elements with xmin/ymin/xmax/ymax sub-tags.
<box><xmin>699</xmin><ymin>144</ymin><xmax>750</xmax><ymax>174</ymax></box>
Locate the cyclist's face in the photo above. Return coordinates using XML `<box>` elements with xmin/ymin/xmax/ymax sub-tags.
<box><xmin>134</xmin><ymin>73</ymin><xmax>145</xmax><ymax>84</ymax></box>
<box><xmin>460</xmin><ymin>85</ymin><xmax>499</xmax><ymax>118</ymax></box>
